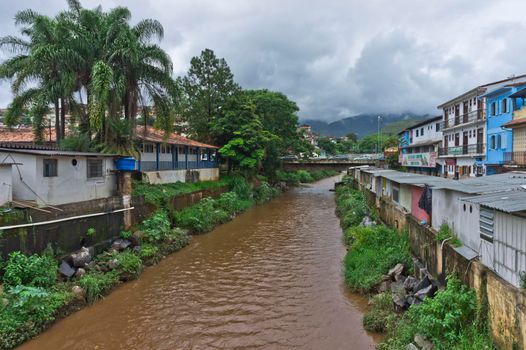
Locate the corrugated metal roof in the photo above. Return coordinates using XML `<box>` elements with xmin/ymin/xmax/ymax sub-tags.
<box><xmin>431</xmin><ymin>172</ymin><xmax>526</xmax><ymax>194</ymax></box>
<box><xmin>0</xmin><ymin>148</ymin><xmax>117</xmax><ymax>157</ymax></box>
<box><xmin>462</xmin><ymin>189</ymin><xmax>526</xmax><ymax>213</ymax></box>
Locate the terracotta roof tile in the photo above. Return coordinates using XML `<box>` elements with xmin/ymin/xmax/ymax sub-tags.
<box><xmin>503</xmin><ymin>118</ymin><xmax>526</xmax><ymax>128</ymax></box>
<box><xmin>135</xmin><ymin>126</ymin><xmax>218</xmax><ymax>149</ymax></box>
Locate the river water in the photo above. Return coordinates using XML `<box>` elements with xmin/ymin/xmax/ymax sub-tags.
<box><xmin>18</xmin><ymin>176</ymin><xmax>379</xmax><ymax>350</ymax></box>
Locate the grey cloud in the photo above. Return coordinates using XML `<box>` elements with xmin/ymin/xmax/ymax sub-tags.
<box><xmin>0</xmin><ymin>0</ymin><xmax>526</xmax><ymax>121</ymax></box>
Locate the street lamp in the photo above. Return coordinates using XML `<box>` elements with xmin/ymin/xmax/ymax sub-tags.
<box><xmin>377</xmin><ymin>115</ymin><xmax>382</xmax><ymax>155</ymax></box>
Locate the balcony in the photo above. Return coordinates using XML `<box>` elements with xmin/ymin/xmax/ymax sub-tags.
<box><xmin>504</xmin><ymin>152</ymin><xmax>526</xmax><ymax>165</ymax></box>
<box><xmin>442</xmin><ymin>109</ymin><xmax>486</xmax><ymax>129</ymax></box>
<box><xmin>438</xmin><ymin>143</ymin><xmax>485</xmax><ymax>157</ymax></box>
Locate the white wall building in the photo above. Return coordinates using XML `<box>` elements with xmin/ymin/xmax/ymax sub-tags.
<box><xmin>399</xmin><ymin>116</ymin><xmax>443</xmax><ymax>175</ymax></box>
<box><xmin>437</xmin><ymin>75</ymin><xmax>526</xmax><ymax>178</ymax></box>
<box><xmin>0</xmin><ymin>148</ymin><xmax>117</xmax><ymax>206</ymax></box>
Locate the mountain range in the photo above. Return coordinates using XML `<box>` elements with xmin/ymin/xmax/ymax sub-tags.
<box><xmin>301</xmin><ymin>113</ymin><xmax>431</xmax><ymax>138</ymax></box>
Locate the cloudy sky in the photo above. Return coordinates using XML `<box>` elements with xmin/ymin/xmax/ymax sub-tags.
<box><xmin>0</xmin><ymin>0</ymin><xmax>525</xmax><ymax>121</ymax></box>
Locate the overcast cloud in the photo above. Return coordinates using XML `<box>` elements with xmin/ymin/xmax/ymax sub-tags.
<box><xmin>0</xmin><ymin>0</ymin><xmax>525</xmax><ymax>121</ymax></box>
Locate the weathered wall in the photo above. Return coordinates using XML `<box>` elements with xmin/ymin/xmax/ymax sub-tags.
<box><xmin>379</xmin><ymin>197</ymin><xmax>408</xmax><ymax>230</ymax></box>
<box><xmin>410</xmin><ymin>186</ymin><xmax>429</xmax><ymax>223</ymax></box>
<box><xmin>379</xmin><ymin>194</ymin><xmax>526</xmax><ymax>349</ymax></box>
<box><xmin>142</xmin><ymin>168</ymin><xmax>219</xmax><ymax>184</ymax></box>
<box><xmin>0</xmin><ymin>185</ymin><xmax>229</xmax><ymax>258</ymax></box>
<box><xmin>0</xmin><ymin>164</ymin><xmax>13</xmax><ymax>205</ymax></box>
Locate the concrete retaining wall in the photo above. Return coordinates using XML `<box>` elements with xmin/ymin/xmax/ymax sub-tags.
<box><xmin>142</xmin><ymin>168</ymin><xmax>219</xmax><ymax>184</ymax></box>
<box><xmin>377</xmin><ymin>194</ymin><xmax>526</xmax><ymax>349</ymax></box>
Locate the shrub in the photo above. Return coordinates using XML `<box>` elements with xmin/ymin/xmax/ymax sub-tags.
<box><xmin>166</xmin><ymin>228</ymin><xmax>190</xmax><ymax>250</ymax></box>
<box><xmin>363</xmin><ymin>292</ymin><xmax>396</xmax><ymax>333</ymax></box>
<box><xmin>174</xmin><ymin>197</ymin><xmax>230</xmax><ymax>233</ymax></box>
<box><xmin>296</xmin><ymin>170</ymin><xmax>314</xmax><ymax>183</ymax></box>
<box><xmin>335</xmin><ymin>187</ymin><xmax>368</xmax><ymax>227</ymax></box>
<box><xmin>79</xmin><ymin>271</ymin><xmax>120</xmax><ymax>303</ymax></box>
<box><xmin>436</xmin><ymin>222</ymin><xmax>462</xmax><ymax>247</ymax></box>
<box><xmin>378</xmin><ymin>276</ymin><xmax>489</xmax><ymax>350</ymax></box>
<box><xmin>254</xmin><ymin>182</ymin><xmax>279</xmax><ymax>203</ymax></box>
<box><xmin>139</xmin><ymin>244</ymin><xmax>160</xmax><ymax>262</ymax></box>
<box><xmin>344</xmin><ymin>226</ymin><xmax>412</xmax><ymax>293</ymax></box>
<box><xmin>3</xmin><ymin>252</ymin><xmax>57</xmax><ymax>290</ymax></box>
<box><xmin>120</xmin><ymin>230</ymin><xmax>133</xmax><ymax>239</ymax></box>
<box><xmin>140</xmin><ymin>210</ymin><xmax>172</xmax><ymax>243</ymax></box>
<box><xmin>230</xmin><ymin>176</ymin><xmax>252</xmax><ymax>200</ymax></box>
<box><xmin>113</xmin><ymin>251</ymin><xmax>143</xmax><ymax>279</ymax></box>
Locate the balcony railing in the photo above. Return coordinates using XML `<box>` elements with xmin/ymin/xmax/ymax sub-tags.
<box><xmin>438</xmin><ymin>143</ymin><xmax>485</xmax><ymax>156</ymax></box>
<box><xmin>442</xmin><ymin>109</ymin><xmax>486</xmax><ymax>129</ymax></box>
<box><xmin>504</xmin><ymin>152</ymin><xmax>526</xmax><ymax>165</ymax></box>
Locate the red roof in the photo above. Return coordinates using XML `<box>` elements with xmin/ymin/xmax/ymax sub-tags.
<box><xmin>135</xmin><ymin>126</ymin><xmax>218</xmax><ymax>149</ymax></box>
<box><xmin>503</xmin><ymin>118</ymin><xmax>526</xmax><ymax>128</ymax></box>
<box><xmin>0</xmin><ymin>126</ymin><xmax>56</xmax><ymax>143</ymax></box>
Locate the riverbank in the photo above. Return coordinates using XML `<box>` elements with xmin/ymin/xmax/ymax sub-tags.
<box><xmin>335</xmin><ymin>178</ymin><xmax>495</xmax><ymax>350</ymax></box>
<box><xmin>0</xmin><ymin>170</ymin><xmax>338</xmax><ymax>350</ymax></box>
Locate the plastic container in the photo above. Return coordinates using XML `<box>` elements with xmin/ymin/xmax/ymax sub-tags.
<box><xmin>115</xmin><ymin>157</ymin><xmax>136</xmax><ymax>171</ymax></box>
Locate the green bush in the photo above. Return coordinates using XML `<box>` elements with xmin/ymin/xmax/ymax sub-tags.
<box><xmin>230</xmin><ymin>176</ymin><xmax>252</xmax><ymax>200</ymax></box>
<box><xmin>165</xmin><ymin>228</ymin><xmax>190</xmax><ymax>250</ymax></box>
<box><xmin>335</xmin><ymin>187</ymin><xmax>368</xmax><ymax>227</ymax></box>
<box><xmin>343</xmin><ymin>226</ymin><xmax>412</xmax><ymax>293</ymax></box>
<box><xmin>254</xmin><ymin>182</ymin><xmax>279</xmax><ymax>203</ymax></box>
<box><xmin>363</xmin><ymin>292</ymin><xmax>396</xmax><ymax>333</ymax></box>
<box><xmin>296</xmin><ymin>170</ymin><xmax>314</xmax><ymax>183</ymax></box>
<box><xmin>139</xmin><ymin>244</ymin><xmax>160</xmax><ymax>262</ymax></box>
<box><xmin>2</xmin><ymin>252</ymin><xmax>57</xmax><ymax>290</ymax></box>
<box><xmin>79</xmin><ymin>271</ymin><xmax>120</xmax><ymax>303</ymax></box>
<box><xmin>113</xmin><ymin>251</ymin><xmax>143</xmax><ymax>279</ymax></box>
<box><xmin>140</xmin><ymin>209</ymin><xmax>172</xmax><ymax>243</ymax></box>
<box><xmin>436</xmin><ymin>222</ymin><xmax>462</xmax><ymax>247</ymax></box>
<box><xmin>378</xmin><ymin>276</ymin><xmax>491</xmax><ymax>350</ymax></box>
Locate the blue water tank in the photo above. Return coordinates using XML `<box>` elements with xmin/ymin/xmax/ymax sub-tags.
<box><xmin>115</xmin><ymin>157</ymin><xmax>136</xmax><ymax>171</ymax></box>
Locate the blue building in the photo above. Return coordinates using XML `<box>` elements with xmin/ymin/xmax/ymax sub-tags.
<box><xmin>480</xmin><ymin>84</ymin><xmax>526</xmax><ymax>175</ymax></box>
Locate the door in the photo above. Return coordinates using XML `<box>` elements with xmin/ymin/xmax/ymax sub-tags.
<box><xmin>477</xmin><ymin>128</ymin><xmax>484</xmax><ymax>153</ymax></box>
<box><xmin>463</xmin><ymin>131</ymin><xmax>469</xmax><ymax>154</ymax></box>
<box><xmin>463</xmin><ymin>102</ymin><xmax>469</xmax><ymax>123</ymax></box>
<box><xmin>455</xmin><ymin>105</ymin><xmax>460</xmax><ymax>125</ymax></box>
<box><xmin>455</xmin><ymin>133</ymin><xmax>460</xmax><ymax>146</ymax></box>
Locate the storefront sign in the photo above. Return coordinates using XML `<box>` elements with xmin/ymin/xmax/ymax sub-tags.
<box><xmin>399</xmin><ymin>152</ymin><xmax>437</xmax><ymax>168</ymax></box>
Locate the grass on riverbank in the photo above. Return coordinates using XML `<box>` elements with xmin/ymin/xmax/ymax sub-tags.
<box><xmin>335</xmin><ymin>179</ymin><xmax>495</xmax><ymax>350</ymax></box>
<box><xmin>276</xmin><ymin>169</ymin><xmax>340</xmax><ymax>186</ymax></box>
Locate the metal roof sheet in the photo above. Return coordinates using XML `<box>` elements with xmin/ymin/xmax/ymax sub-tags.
<box><xmin>462</xmin><ymin>189</ymin><xmax>526</xmax><ymax>213</ymax></box>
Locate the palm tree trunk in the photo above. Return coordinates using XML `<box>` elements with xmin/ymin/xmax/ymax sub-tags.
<box><xmin>60</xmin><ymin>97</ymin><xmax>66</xmax><ymax>139</ymax></box>
<box><xmin>54</xmin><ymin>99</ymin><xmax>61</xmax><ymax>142</ymax></box>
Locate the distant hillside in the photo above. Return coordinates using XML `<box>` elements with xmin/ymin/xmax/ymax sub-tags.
<box><xmin>380</xmin><ymin>118</ymin><xmax>426</xmax><ymax>136</ymax></box>
<box><xmin>302</xmin><ymin>113</ymin><xmax>430</xmax><ymax>138</ymax></box>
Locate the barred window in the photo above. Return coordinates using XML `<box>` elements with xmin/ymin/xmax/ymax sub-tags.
<box><xmin>480</xmin><ymin>207</ymin><xmax>494</xmax><ymax>243</ymax></box>
<box><xmin>87</xmin><ymin>159</ymin><xmax>103</xmax><ymax>178</ymax></box>
<box><xmin>43</xmin><ymin>159</ymin><xmax>58</xmax><ymax>177</ymax></box>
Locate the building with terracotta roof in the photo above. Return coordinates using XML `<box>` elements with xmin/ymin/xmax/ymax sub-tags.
<box><xmin>134</xmin><ymin>126</ymin><xmax>219</xmax><ymax>184</ymax></box>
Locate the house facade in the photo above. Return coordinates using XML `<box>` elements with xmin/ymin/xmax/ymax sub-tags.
<box><xmin>503</xmin><ymin>88</ymin><xmax>526</xmax><ymax>168</ymax></box>
<box><xmin>480</xmin><ymin>84</ymin><xmax>526</xmax><ymax>174</ymax></box>
<box><xmin>398</xmin><ymin>116</ymin><xmax>443</xmax><ymax>175</ymax></box>
<box><xmin>0</xmin><ymin>148</ymin><xmax>117</xmax><ymax>206</ymax></box>
<box><xmin>135</xmin><ymin>126</ymin><xmax>219</xmax><ymax>184</ymax></box>
<box><xmin>437</xmin><ymin>75</ymin><xmax>526</xmax><ymax>178</ymax></box>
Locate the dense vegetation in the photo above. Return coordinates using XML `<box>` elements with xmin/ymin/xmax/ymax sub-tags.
<box><xmin>276</xmin><ymin>169</ymin><xmax>339</xmax><ymax>186</ymax></box>
<box><xmin>335</xmin><ymin>179</ymin><xmax>495</xmax><ymax>350</ymax></box>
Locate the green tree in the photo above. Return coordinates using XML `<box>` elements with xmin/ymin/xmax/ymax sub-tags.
<box><xmin>181</xmin><ymin>48</ymin><xmax>241</xmax><ymax>143</ymax></box>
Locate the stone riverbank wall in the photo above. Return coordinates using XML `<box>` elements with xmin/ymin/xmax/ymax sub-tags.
<box><xmin>0</xmin><ymin>186</ymin><xmax>229</xmax><ymax>259</ymax></box>
<box><xmin>363</xmin><ymin>186</ymin><xmax>526</xmax><ymax>349</ymax></box>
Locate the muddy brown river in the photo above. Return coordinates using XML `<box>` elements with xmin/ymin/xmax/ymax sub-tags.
<box><xmin>18</xmin><ymin>176</ymin><xmax>379</xmax><ymax>350</ymax></box>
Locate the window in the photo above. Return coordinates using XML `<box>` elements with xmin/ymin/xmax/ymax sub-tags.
<box><xmin>43</xmin><ymin>159</ymin><xmax>58</xmax><ymax>177</ymax></box>
<box><xmin>436</xmin><ymin>123</ymin><xmax>440</xmax><ymax>132</ymax></box>
<box><xmin>416</xmin><ymin>129</ymin><xmax>419</xmax><ymax>137</ymax></box>
<box><xmin>496</xmin><ymin>134</ymin><xmax>502</xmax><ymax>149</ymax></box>
<box><xmin>480</xmin><ymin>207</ymin><xmax>494</xmax><ymax>243</ymax></box>
<box><xmin>502</xmin><ymin>99</ymin><xmax>508</xmax><ymax>114</ymax></box>
<box><xmin>490</xmin><ymin>135</ymin><xmax>496</xmax><ymax>150</ymax></box>
<box><xmin>421</xmin><ymin>127</ymin><xmax>424</xmax><ymax>136</ymax></box>
<box><xmin>491</xmin><ymin>102</ymin><xmax>496</xmax><ymax>116</ymax></box>
<box><xmin>142</xmin><ymin>143</ymin><xmax>154</xmax><ymax>153</ymax></box>
<box><xmin>392</xmin><ymin>185</ymin><xmax>400</xmax><ymax>203</ymax></box>
<box><xmin>87</xmin><ymin>159</ymin><xmax>103</xmax><ymax>178</ymax></box>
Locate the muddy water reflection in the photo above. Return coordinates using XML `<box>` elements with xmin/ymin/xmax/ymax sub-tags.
<box><xmin>18</xmin><ymin>176</ymin><xmax>379</xmax><ymax>350</ymax></box>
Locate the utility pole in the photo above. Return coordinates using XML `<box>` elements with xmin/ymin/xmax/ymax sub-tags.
<box><xmin>377</xmin><ymin>115</ymin><xmax>381</xmax><ymax>155</ymax></box>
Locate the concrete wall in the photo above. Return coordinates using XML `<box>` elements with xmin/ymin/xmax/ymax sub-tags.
<box><xmin>142</xmin><ymin>168</ymin><xmax>220</xmax><ymax>185</ymax></box>
<box><xmin>0</xmin><ymin>164</ymin><xmax>13</xmax><ymax>205</ymax></box>
<box><xmin>399</xmin><ymin>184</ymin><xmax>412</xmax><ymax>212</ymax></box>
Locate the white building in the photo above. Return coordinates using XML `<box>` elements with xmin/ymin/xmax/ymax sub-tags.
<box><xmin>135</xmin><ymin>126</ymin><xmax>219</xmax><ymax>185</ymax></box>
<box><xmin>437</xmin><ymin>75</ymin><xmax>526</xmax><ymax>178</ymax></box>
<box><xmin>399</xmin><ymin>116</ymin><xmax>443</xmax><ymax>175</ymax></box>
<box><xmin>0</xmin><ymin>148</ymin><xmax>117</xmax><ymax>207</ymax></box>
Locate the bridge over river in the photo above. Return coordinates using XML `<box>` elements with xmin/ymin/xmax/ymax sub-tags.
<box><xmin>282</xmin><ymin>158</ymin><xmax>378</xmax><ymax>172</ymax></box>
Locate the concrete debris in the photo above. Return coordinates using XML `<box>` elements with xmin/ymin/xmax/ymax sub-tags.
<box><xmin>388</xmin><ymin>263</ymin><xmax>404</xmax><ymax>280</ymax></box>
<box><xmin>414</xmin><ymin>334</ymin><xmax>434</xmax><ymax>350</ymax></box>
<box><xmin>111</xmin><ymin>238</ymin><xmax>132</xmax><ymax>251</ymax></box>
<box><xmin>406</xmin><ymin>343</ymin><xmax>419</xmax><ymax>350</ymax></box>
<box><xmin>75</xmin><ymin>268</ymin><xmax>86</xmax><ymax>278</ymax></box>
<box><xmin>403</xmin><ymin>276</ymin><xmax>419</xmax><ymax>291</ymax></box>
<box><xmin>70</xmin><ymin>247</ymin><xmax>93</xmax><ymax>267</ymax></box>
<box><xmin>414</xmin><ymin>284</ymin><xmax>437</xmax><ymax>301</ymax></box>
<box><xmin>59</xmin><ymin>260</ymin><xmax>76</xmax><ymax>278</ymax></box>
<box><xmin>71</xmin><ymin>285</ymin><xmax>86</xmax><ymax>301</ymax></box>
